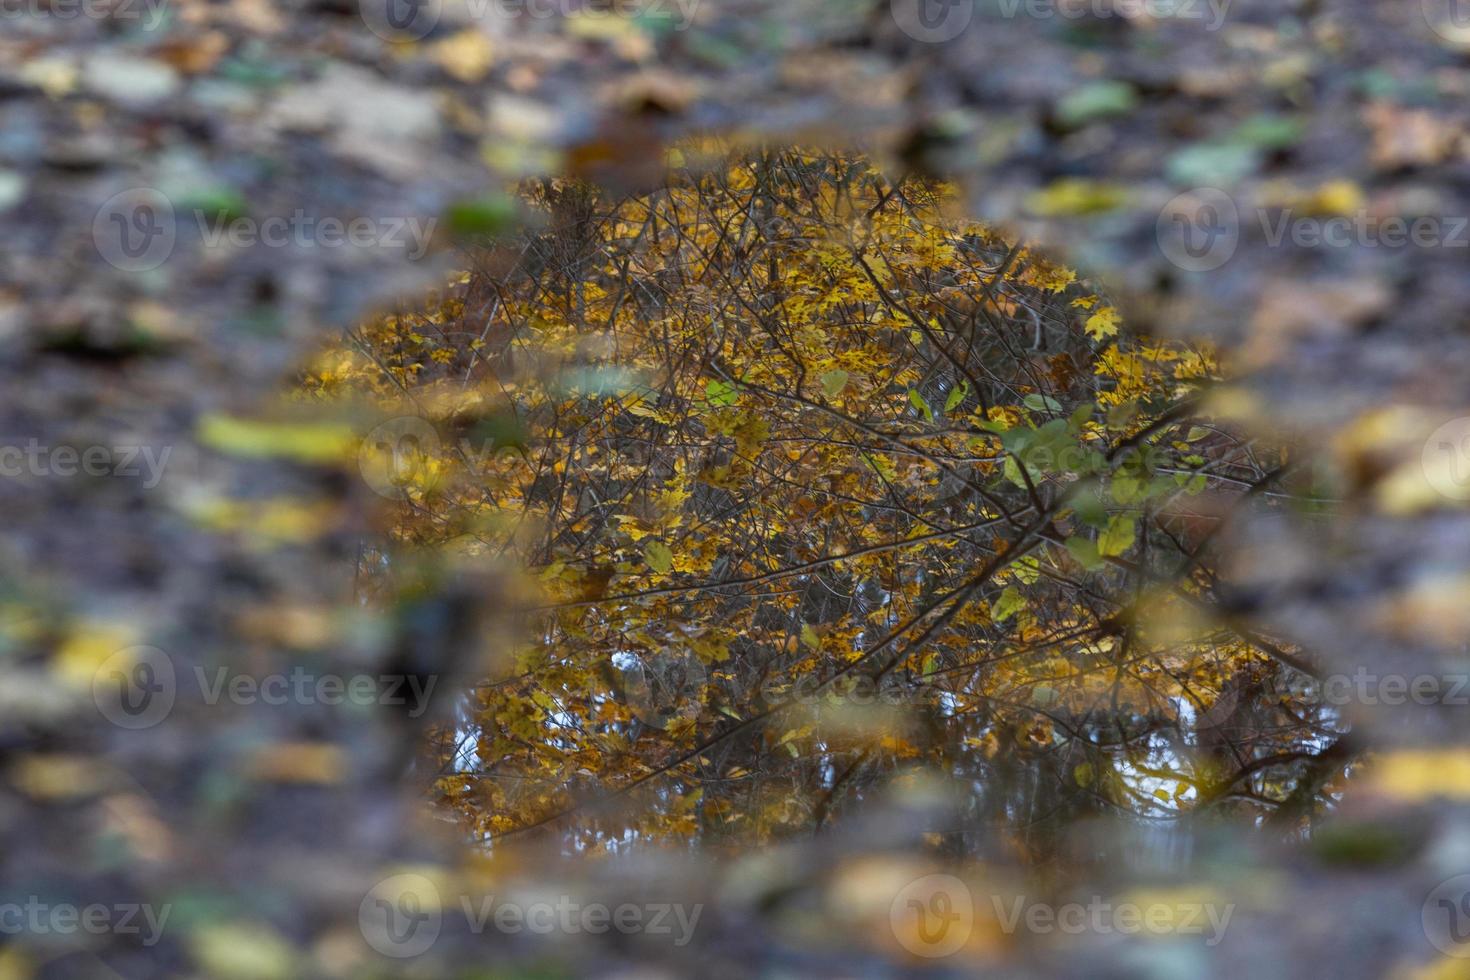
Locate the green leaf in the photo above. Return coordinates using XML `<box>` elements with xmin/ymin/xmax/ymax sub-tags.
<box><xmin>1071</xmin><ymin>483</ymin><xmax>1109</xmax><ymax>530</ymax></box>
<box><xmin>944</xmin><ymin>381</ymin><xmax>969</xmax><ymax>414</ymax></box>
<box><xmin>1013</xmin><ymin>555</ymin><xmax>1041</xmax><ymax>585</ymax></box>
<box><xmin>863</xmin><ymin>452</ymin><xmax>898</xmax><ymax>482</ymax></box>
<box><xmin>1166</xmin><ymin>143</ymin><xmax>1259</xmax><ymax>186</ymax></box>
<box><xmin>1098</xmin><ymin>515</ymin><xmax>1136</xmax><ymax>557</ymax></box>
<box><xmin>644</xmin><ymin>541</ymin><xmax>673</xmax><ymax>574</ymax></box>
<box><xmin>820</xmin><ymin>369</ymin><xmax>849</xmax><ymax>398</ymax></box>
<box><xmin>179</xmin><ymin>187</ymin><xmax>249</xmax><ymax>223</ymax></box>
<box><xmin>1107</xmin><ymin>400</ymin><xmax>1138</xmax><ymax>430</ymax></box>
<box><xmin>1230</xmin><ymin>113</ymin><xmax>1305</xmax><ymax>150</ymax></box>
<box><xmin>1065</xmin><ymin>536</ymin><xmax>1103</xmax><ymax>571</ymax></box>
<box><xmin>908</xmin><ymin>388</ymin><xmax>934</xmax><ymax>423</ymax></box>
<box><xmin>705</xmin><ymin>379</ymin><xmax>739</xmax><ymax>407</ymax></box>
<box><xmin>444</xmin><ymin>194</ymin><xmax>518</xmax><ymax>238</ymax></box>
<box><xmin>1023</xmin><ymin>393</ymin><xmax>1063</xmax><ymax>413</ymax></box>
<box><xmin>1054</xmin><ymin>80</ymin><xmax>1138</xmax><ymax>128</ymax></box>
<box><xmin>800</xmin><ymin>623</ymin><xmax>820</xmax><ymax>650</ymax></box>
<box><xmin>1068</xmin><ymin>402</ymin><xmax>1095</xmax><ymax>431</ymax></box>
<box><xmin>1111</xmin><ymin>474</ymin><xmax>1141</xmax><ymax>505</ymax></box>
<box><xmin>992</xmin><ymin>586</ymin><xmax>1026</xmax><ymax>622</ymax></box>
<box><xmin>200</xmin><ymin>414</ymin><xmax>355</xmax><ymax>463</ymax></box>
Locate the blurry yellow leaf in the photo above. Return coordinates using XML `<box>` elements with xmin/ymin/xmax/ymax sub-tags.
<box><xmin>198</xmin><ymin>414</ymin><xmax>355</xmax><ymax>464</ymax></box>
<box><xmin>10</xmin><ymin>754</ymin><xmax>113</xmax><ymax>800</ymax></box>
<box><xmin>191</xmin><ymin>925</ymin><xmax>296</xmax><ymax>980</ymax></box>
<box><xmin>431</xmin><ymin>30</ymin><xmax>495</xmax><ymax>83</ymax></box>
<box><xmin>1025</xmin><ymin>179</ymin><xmax>1127</xmax><ymax>217</ymax></box>
<box><xmin>55</xmin><ymin>620</ymin><xmax>139</xmax><ymax>690</ymax></box>
<box><xmin>1367</xmin><ymin>749</ymin><xmax>1470</xmax><ymax>801</ymax></box>
<box><xmin>0</xmin><ymin>948</ymin><xmax>32</xmax><ymax>980</ymax></box>
<box><xmin>243</xmin><ymin>742</ymin><xmax>344</xmax><ymax>785</ymax></box>
<box><xmin>644</xmin><ymin>540</ymin><xmax>673</xmax><ymax>574</ymax></box>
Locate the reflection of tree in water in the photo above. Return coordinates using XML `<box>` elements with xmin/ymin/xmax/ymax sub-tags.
<box><xmin>312</xmin><ymin>149</ymin><xmax>1345</xmax><ymax>857</ymax></box>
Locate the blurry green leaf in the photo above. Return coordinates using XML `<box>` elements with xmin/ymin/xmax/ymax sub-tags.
<box><xmin>1230</xmin><ymin>114</ymin><xmax>1306</xmax><ymax>149</ymax></box>
<box><xmin>644</xmin><ymin>541</ymin><xmax>673</xmax><ymax>574</ymax></box>
<box><xmin>1166</xmin><ymin>143</ymin><xmax>1259</xmax><ymax>186</ymax></box>
<box><xmin>198</xmin><ymin>414</ymin><xmax>354</xmax><ymax>463</ymax></box>
<box><xmin>705</xmin><ymin>379</ymin><xmax>739</xmax><ymax>407</ymax></box>
<box><xmin>1065</xmin><ymin>536</ymin><xmax>1103</xmax><ymax>571</ymax></box>
<box><xmin>1071</xmin><ymin>483</ymin><xmax>1110</xmax><ymax>529</ymax></box>
<box><xmin>179</xmin><ymin>186</ymin><xmax>248</xmax><ymax>223</ymax></box>
<box><xmin>1026</xmin><ymin>179</ymin><xmax>1129</xmax><ymax>217</ymax></box>
<box><xmin>1111</xmin><ymin>474</ymin><xmax>1141</xmax><ymax>504</ymax></box>
<box><xmin>1055</xmin><ymin>81</ymin><xmax>1137</xmax><ymax>127</ymax></box>
<box><xmin>820</xmin><ymin>369</ymin><xmax>849</xmax><ymax>398</ymax></box>
<box><xmin>1013</xmin><ymin>555</ymin><xmax>1041</xmax><ymax>585</ymax></box>
<box><xmin>908</xmin><ymin>388</ymin><xmax>934</xmax><ymax>422</ymax></box>
<box><xmin>190</xmin><ymin>924</ymin><xmax>294</xmax><ymax>980</ymax></box>
<box><xmin>1098</xmin><ymin>515</ymin><xmax>1136</xmax><ymax>557</ymax></box>
<box><xmin>445</xmin><ymin>195</ymin><xmax>517</xmax><ymax>238</ymax></box>
<box><xmin>993</xmin><ymin>586</ymin><xmax>1026</xmax><ymax>622</ymax></box>
<box><xmin>944</xmin><ymin>381</ymin><xmax>969</xmax><ymax>414</ymax></box>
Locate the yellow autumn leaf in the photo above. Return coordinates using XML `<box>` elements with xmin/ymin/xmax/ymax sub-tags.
<box><xmin>190</xmin><ymin>924</ymin><xmax>296</xmax><ymax>980</ymax></box>
<box><xmin>1085</xmin><ymin>305</ymin><xmax>1121</xmax><ymax>341</ymax></box>
<box><xmin>1366</xmin><ymin>749</ymin><xmax>1470</xmax><ymax>801</ymax></box>
<box><xmin>243</xmin><ymin>742</ymin><xmax>345</xmax><ymax>785</ymax></box>
<box><xmin>198</xmin><ymin>414</ymin><xmax>355</xmax><ymax>464</ymax></box>
<box><xmin>431</xmin><ymin>29</ymin><xmax>494</xmax><ymax>84</ymax></box>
